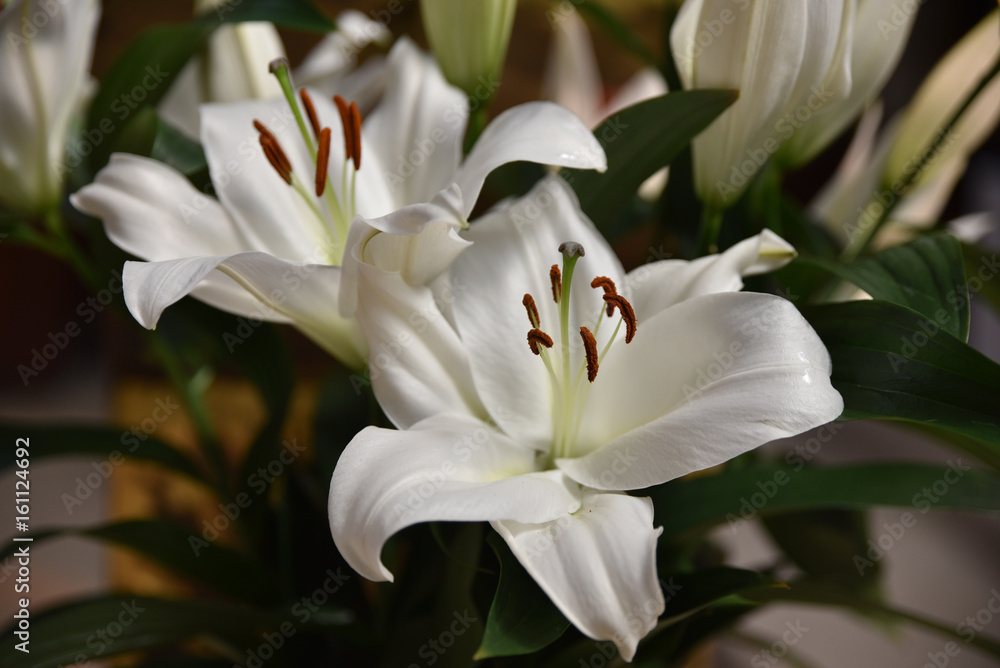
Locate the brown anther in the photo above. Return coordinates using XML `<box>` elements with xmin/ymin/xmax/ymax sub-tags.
<box><xmin>332</xmin><ymin>96</ymin><xmax>363</xmax><ymax>170</ymax></box>
<box><xmin>522</xmin><ymin>294</ymin><xmax>540</xmax><ymax>328</ymax></box>
<box><xmin>315</xmin><ymin>127</ymin><xmax>332</xmax><ymax>197</ymax></box>
<box><xmin>349</xmin><ymin>101</ymin><xmax>362</xmax><ymax>171</ymax></box>
<box><xmin>550</xmin><ymin>265</ymin><xmax>562</xmax><ymax>303</ymax></box>
<box><xmin>580</xmin><ymin>326</ymin><xmax>599</xmax><ymax>383</ymax></box>
<box><xmin>527</xmin><ymin>329</ymin><xmax>554</xmax><ymax>355</ymax></box>
<box><xmin>603</xmin><ymin>294</ymin><xmax>637</xmax><ymax>343</ymax></box>
<box><xmin>591</xmin><ymin>276</ymin><xmax>618</xmax><ymax>316</ymax></box>
<box><xmin>255</xmin><ymin>120</ymin><xmax>293</xmax><ymax>185</ymax></box>
<box><xmin>300</xmin><ymin>89</ymin><xmax>322</xmax><ymax>138</ymax></box>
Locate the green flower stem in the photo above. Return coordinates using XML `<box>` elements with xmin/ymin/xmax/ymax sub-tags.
<box><xmin>698</xmin><ymin>205</ymin><xmax>724</xmax><ymax>256</ymax></box>
<box><xmin>841</xmin><ymin>49</ymin><xmax>1000</xmax><ymax>262</ymax></box>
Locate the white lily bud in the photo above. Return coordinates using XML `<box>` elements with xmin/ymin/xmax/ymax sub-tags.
<box><xmin>884</xmin><ymin>8</ymin><xmax>1000</xmax><ymax>193</ymax></box>
<box><xmin>779</xmin><ymin>0</ymin><xmax>918</xmax><ymax>166</ymax></box>
<box><xmin>420</xmin><ymin>0</ymin><xmax>517</xmax><ymax>98</ymax></box>
<box><xmin>0</xmin><ymin>0</ymin><xmax>100</xmax><ymax>216</ymax></box>
<box><xmin>158</xmin><ymin>0</ymin><xmax>286</xmax><ymax>138</ymax></box>
<box><xmin>670</xmin><ymin>0</ymin><xmax>853</xmax><ymax>210</ymax></box>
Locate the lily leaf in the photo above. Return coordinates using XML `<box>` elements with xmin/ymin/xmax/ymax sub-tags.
<box><xmin>476</xmin><ymin>533</ymin><xmax>570</xmax><ymax>659</ymax></box>
<box><xmin>0</xmin><ymin>595</ymin><xmax>350</xmax><ymax>668</ymax></box>
<box><xmin>0</xmin><ymin>424</ymin><xmax>204</xmax><ymax>483</ymax></box>
<box><xmin>651</xmin><ymin>463</ymin><xmax>1000</xmax><ymax>539</ymax></box>
<box><xmin>0</xmin><ymin>520</ymin><xmax>272</xmax><ymax>603</ymax></box>
<box><xmin>152</xmin><ymin>117</ymin><xmax>208</xmax><ymax>177</ymax></box>
<box><xmin>564</xmin><ymin>90</ymin><xmax>737</xmax><ymax>231</ymax></box>
<box><xmin>804</xmin><ymin>300</ymin><xmax>1000</xmax><ymax>444</ymax></box>
<box><xmin>800</xmin><ymin>235</ymin><xmax>970</xmax><ymax>340</ymax></box>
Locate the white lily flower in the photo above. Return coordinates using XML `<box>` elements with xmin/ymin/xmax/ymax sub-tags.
<box><xmin>779</xmin><ymin>0</ymin><xmax>918</xmax><ymax>166</ymax></box>
<box><xmin>544</xmin><ymin>2</ymin><xmax>669</xmax><ymax>200</ymax></box>
<box><xmin>329</xmin><ymin>175</ymin><xmax>843</xmax><ymax>659</ymax></box>
<box><xmin>0</xmin><ymin>0</ymin><xmax>100</xmax><ymax>216</ymax></box>
<box><xmin>72</xmin><ymin>39</ymin><xmax>605</xmax><ymax>369</ymax></box>
<box><xmin>670</xmin><ymin>0</ymin><xmax>854</xmax><ymax>210</ymax></box>
<box><xmin>158</xmin><ymin>5</ymin><xmax>391</xmax><ymax>138</ymax></box>
<box><xmin>420</xmin><ymin>0</ymin><xmax>517</xmax><ymax>97</ymax></box>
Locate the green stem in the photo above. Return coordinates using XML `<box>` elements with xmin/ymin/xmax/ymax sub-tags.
<box><xmin>148</xmin><ymin>334</ymin><xmax>233</xmax><ymax>504</ymax></box>
<box><xmin>698</xmin><ymin>205</ymin><xmax>724</xmax><ymax>256</ymax></box>
<box><xmin>463</xmin><ymin>103</ymin><xmax>490</xmax><ymax>155</ymax></box>
<box><xmin>841</xmin><ymin>48</ymin><xmax>1000</xmax><ymax>261</ymax></box>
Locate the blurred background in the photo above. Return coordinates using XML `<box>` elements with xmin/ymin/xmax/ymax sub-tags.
<box><xmin>1</xmin><ymin>0</ymin><xmax>998</xmax><ymax>665</ymax></box>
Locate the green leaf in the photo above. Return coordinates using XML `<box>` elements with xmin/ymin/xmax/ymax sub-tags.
<box><xmin>0</xmin><ymin>424</ymin><xmax>204</xmax><ymax>482</ymax></box>
<box><xmin>0</xmin><ymin>595</ymin><xmax>350</xmax><ymax>668</ymax></box>
<box><xmin>0</xmin><ymin>520</ymin><xmax>272</xmax><ymax>603</ymax></box>
<box><xmin>659</xmin><ymin>568</ymin><xmax>783</xmax><ymax>622</ymax></box>
<box><xmin>152</xmin><ymin>118</ymin><xmax>209</xmax><ymax>176</ymax></box>
<box><xmin>804</xmin><ymin>300</ymin><xmax>1000</xmax><ymax>444</ymax></box>
<box><xmin>476</xmin><ymin>534</ymin><xmax>570</xmax><ymax>659</ymax></box>
<box><xmin>198</xmin><ymin>0</ymin><xmax>334</xmax><ymax>32</ymax></box>
<box><xmin>86</xmin><ymin>23</ymin><xmax>213</xmax><ymax>171</ymax></box>
<box><xmin>747</xmin><ymin>581</ymin><xmax>1000</xmax><ymax>659</ymax></box>
<box><xmin>651</xmin><ymin>463</ymin><xmax>1000</xmax><ymax>539</ymax></box>
<box><xmin>801</xmin><ymin>235</ymin><xmax>970</xmax><ymax>340</ymax></box>
<box><xmin>564</xmin><ymin>90</ymin><xmax>737</xmax><ymax>231</ymax></box>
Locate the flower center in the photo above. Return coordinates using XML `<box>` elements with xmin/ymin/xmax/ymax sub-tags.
<box><xmin>252</xmin><ymin>58</ymin><xmax>364</xmax><ymax>264</ymax></box>
<box><xmin>522</xmin><ymin>242</ymin><xmax>638</xmax><ymax>461</ymax></box>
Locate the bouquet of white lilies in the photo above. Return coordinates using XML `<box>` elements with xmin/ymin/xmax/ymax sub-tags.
<box><xmin>2</xmin><ymin>0</ymin><xmax>999</xmax><ymax>666</ymax></box>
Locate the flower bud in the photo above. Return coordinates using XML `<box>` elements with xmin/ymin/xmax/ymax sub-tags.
<box><xmin>884</xmin><ymin>8</ymin><xmax>1000</xmax><ymax>192</ymax></box>
<box><xmin>420</xmin><ymin>0</ymin><xmax>517</xmax><ymax>98</ymax></box>
<box><xmin>670</xmin><ymin>0</ymin><xmax>853</xmax><ymax>210</ymax></box>
<box><xmin>779</xmin><ymin>0</ymin><xmax>918</xmax><ymax>167</ymax></box>
<box><xmin>0</xmin><ymin>0</ymin><xmax>100</xmax><ymax>216</ymax></box>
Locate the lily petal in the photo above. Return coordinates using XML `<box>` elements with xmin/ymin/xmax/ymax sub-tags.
<box><xmin>123</xmin><ymin>252</ymin><xmax>365</xmax><ymax>368</ymax></box>
<box><xmin>71</xmin><ymin>153</ymin><xmax>255</xmax><ymax>261</ymax></box>
<box><xmin>295</xmin><ymin>9</ymin><xmax>391</xmax><ymax>93</ymax></box>
<box><xmin>353</xmin><ymin>252</ymin><xmax>487</xmax><ymax>429</ymax></box>
<box><xmin>364</xmin><ymin>37</ymin><xmax>468</xmax><ymax>210</ymax></box>
<box><xmin>560</xmin><ymin>292</ymin><xmax>842</xmax><ymax>489</ymax></box>
<box><xmin>451</xmin><ymin>176</ymin><xmax>624</xmax><ymax>447</ymax></box>
<box><xmin>455</xmin><ymin>102</ymin><xmax>607</xmax><ymax>218</ymax></box>
<box><xmin>625</xmin><ymin>229</ymin><xmax>795</xmax><ymax>321</ymax></box>
<box><xmin>329</xmin><ymin>413</ymin><xmax>581</xmax><ymax>582</ymax></box>
<box><xmin>492</xmin><ymin>490</ymin><xmax>663</xmax><ymax>662</ymax></box>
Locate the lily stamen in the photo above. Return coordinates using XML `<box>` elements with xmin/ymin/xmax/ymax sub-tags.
<box><xmin>254</xmin><ymin>120</ymin><xmax>292</xmax><ymax>185</ymax></box>
<box><xmin>580</xmin><ymin>326</ymin><xmax>599</xmax><ymax>382</ymax></box>
<box><xmin>603</xmin><ymin>293</ymin><xmax>637</xmax><ymax>343</ymax></box>
<box><xmin>300</xmin><ymin>88</ymin><xmax>322</xmax><ymax>138</ymax></box>
<box><xmin>527</xmin><ymin>328</ymin><xmax>554</xmax><ymax>354</ymax></box>
<box><xmin>316</xmin><ymin>127</ymin><xmax>332</xmax><ymax>197</ymax></box>
<box><xmin>591</xmin><ymin>276</ymin><xmax>618</xmax><ymax>316</ymax></box>
<box><xmin>550</xmin><ymin>265</ymin><xmax>562</xmax><ymax>303</ymax></box>
<box><xmin>523</xmin><ymin>294</ymin><xmax>540</xmax><ymax>328</ymax></box>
